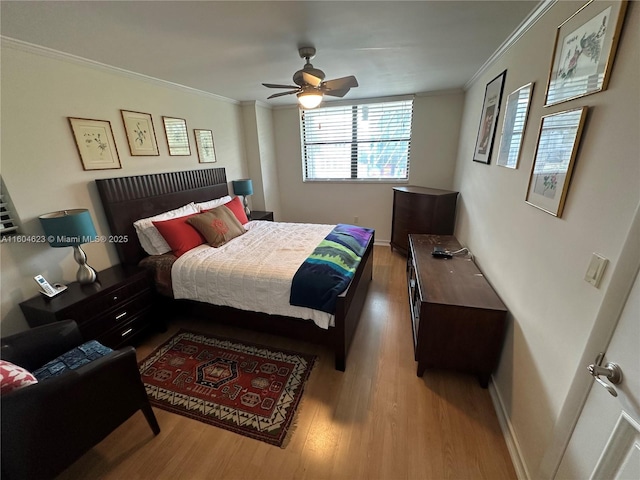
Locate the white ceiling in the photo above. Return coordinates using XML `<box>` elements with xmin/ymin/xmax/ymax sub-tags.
<box><xmin>1</xmin><ymin>1</ymin><xmax>540</xmax><ymax>106</ymax></box>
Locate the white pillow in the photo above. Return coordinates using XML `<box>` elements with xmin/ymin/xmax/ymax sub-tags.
<box><xmin>134</xmin><ymin>203</ymin><xmax>199</xmax><ymax>255</ymax></box>
<box><xmin>195</xmin><ymin>195</ymin><xmax>232</xmax><ymax>212</ymax></box>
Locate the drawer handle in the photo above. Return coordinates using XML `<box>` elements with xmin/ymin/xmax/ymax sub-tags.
<box><xmin>113</xmin><ymin>295</ymin><xmax>119</xmax><ymax>301</ymax></box>
<box><xmin>115</xmin><ymin>311</ymin><xmax>127</xmax><ymax>321</ymax></box>
<box><xmin>121</xmin><ymin>328</ymin><xmax>133</xmax><ymax>337</ymax></box>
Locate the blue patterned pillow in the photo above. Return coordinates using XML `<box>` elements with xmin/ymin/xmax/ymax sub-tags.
<box><xmin>33</xmin><ymin>340</ymin><xmax>113</xmax><ymax>381</ymax></box>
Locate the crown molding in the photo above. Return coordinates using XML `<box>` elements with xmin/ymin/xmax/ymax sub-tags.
<box><xmin>465</xmin><ymin>0</ymin><xmax>557</xmax><ymax>90</ymax></box>
<box><xmin>1</xmin><ymin>36</ymin><xmax>239</xmax><ymax>105</ymax></box>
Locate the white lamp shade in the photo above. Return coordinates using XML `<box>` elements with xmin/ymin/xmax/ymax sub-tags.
<box><xmin>297</xmin><ymin>91</ymin><xmax>323</xmax><ymax>109</ymax></box>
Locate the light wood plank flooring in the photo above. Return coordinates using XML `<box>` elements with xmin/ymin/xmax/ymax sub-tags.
<box><xmin>60</xmin><ymin>246</ymin><xmax>516</xmax><ymax>480</ymax></box>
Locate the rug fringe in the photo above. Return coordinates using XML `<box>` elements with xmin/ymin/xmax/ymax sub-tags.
<box><xmin>280</xmin><ymin>356</ymin><xmax>317</xmax><ymax>449</ymax></box>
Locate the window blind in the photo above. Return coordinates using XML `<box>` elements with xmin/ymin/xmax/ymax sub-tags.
<box><xmin>301</xmin><ymin>99</ymin><xmax>413</xmax><ymax>181</ymax></box>
<box><xmin>0</xmin><ymin>177</ymin><xmax>19</xmax><ymax>236</ymax></box>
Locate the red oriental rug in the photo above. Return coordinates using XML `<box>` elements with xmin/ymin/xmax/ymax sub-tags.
<box><xmin>139</xmin><ymin>330</ymin><xmax>316</xmax><ymax>447</ymax></box>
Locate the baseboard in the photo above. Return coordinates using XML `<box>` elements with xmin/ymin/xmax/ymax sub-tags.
<box><xmin>488</xmin><ymin>377</ymin><xmax>531</xmax><ymax>480</ymax></box>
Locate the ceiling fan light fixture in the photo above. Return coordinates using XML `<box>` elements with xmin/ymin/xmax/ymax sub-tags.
<box><xmin>297</xmin><ymin>90</ymin><xmax>323</xmax><ymax>109</ymax></box>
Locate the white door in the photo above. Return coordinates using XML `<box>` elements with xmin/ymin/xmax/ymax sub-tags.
<box><xmin>555</xmin><ymin>265</ymin><xmax>640</xmax><ymax>479</ymax></box>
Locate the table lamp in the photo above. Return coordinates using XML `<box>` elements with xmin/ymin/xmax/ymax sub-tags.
<box><xmin>39</xmin><ymin>209</ymin><xmax>98</xmax><ymax>284</ymax></box>
<box><xmin>232</xmin><ymin>179</ymin><xmax>253</xmax><ymax>216</ymax></box>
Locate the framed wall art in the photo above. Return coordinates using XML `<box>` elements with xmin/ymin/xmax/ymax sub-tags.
<box><xmin>162</xmin><ymin>116</ymin><xmax>191</xmax><ymax>156</ymax></box>
<box><xmin>473</xmin><ymin>70</ymin><xmax>506</xmax><ymax>164</ymax></box>
<box><xmin>194</xmin><ymin>129</ymin><xmax>217</xmax><ymax>163</ymax></box>
<box><xmin>544</xmin><ymin>0</ymin><xmax>628</xmax><ymax>106</ymax></box>
<box><xmin>496</xmin><ymin>82</ymin><xmax>534</xmax><ymax>169</ymax></box>
<box><xmin>121</xmin><ymin>110</ymin><xmax>159</xmax><ymax>156</ymax></box>
<box><xmin>68</xmin><ymin>117</ymin><xmax>121</xmax><ymax>170</ymax></box>
<box><xmin>525</xmin><ymin>107</ymin><xmax>587</xmax><ymax>217</ymax></box>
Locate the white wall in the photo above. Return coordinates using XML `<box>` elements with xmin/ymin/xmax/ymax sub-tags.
<box><xmin>452</xmin><ymin>2</ymin><xmax>639</xmax><ymax>476</ymax></box>
<box><xmin>241</xmin><ymin>101</ymin><xmax>283</xmax><ymax>218</ymax></box>
<box><xmin>0</xmin><ymin>41</ymin><xmax>249</xmax><ymax>335</ymax></box>
<box><xmin>271</xmin><ymin>91</ymin><xmax>464</xmax><ymax>241</ymax></box>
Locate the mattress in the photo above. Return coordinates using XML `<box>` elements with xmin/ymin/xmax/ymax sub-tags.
<box><xmin>171</xmin><ymin>221</ymin><xmax>336</xmax><ymax>329</ymax></box>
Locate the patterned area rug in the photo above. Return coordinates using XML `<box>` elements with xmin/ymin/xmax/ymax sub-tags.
<box><xmin>139</xmin><ymin>330</ymin><xmax>316</xmax><ymax>447</ymax></box>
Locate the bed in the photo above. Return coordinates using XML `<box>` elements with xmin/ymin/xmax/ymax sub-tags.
<box><xmin>95</xmin><ymin>167</ymin><xmax>374</xmax><ymax>371</ymax></box>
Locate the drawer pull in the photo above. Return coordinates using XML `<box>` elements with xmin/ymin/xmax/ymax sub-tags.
<box><xmin>115</xmin><ymin>311</ymin><xmax>127</xmax><ymax>321</ymax></box>
<box><xmin>113</xmin><ymin>295</ymin><xmax>119</xmax><ymax>301</ymax></box>
<box><xmin>121</xmin><ymin>328</ymin><xmax>133</xmax><ymax>337</ymax></box>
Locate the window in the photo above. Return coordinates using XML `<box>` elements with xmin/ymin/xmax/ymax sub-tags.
<box><xmin>301</xmin><ymin>98</ymin><xmax>413</xmax><ymax>181</ymax></box>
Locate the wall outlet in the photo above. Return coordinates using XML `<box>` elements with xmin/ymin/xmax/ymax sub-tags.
<box><xmin>353</xmin><ymin>216</ymin><xmax>359</xmax><ymax>224</ymax></box>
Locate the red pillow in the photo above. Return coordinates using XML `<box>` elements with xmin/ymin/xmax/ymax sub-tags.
<box><xmin>152</xmin><ymin>213</ymin><xmax>205</xmax><ymax>257</ymax></box>
<box><xmin>224</xmin><ymin>196</ymin><xmax>249</xmax><ymax>225</ymax></box>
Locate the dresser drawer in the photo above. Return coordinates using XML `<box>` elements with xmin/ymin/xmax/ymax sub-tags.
<box><xmin>79</xmin><ymin>289</ymin><xmax>154</xmax><ymax>340</ymax></box>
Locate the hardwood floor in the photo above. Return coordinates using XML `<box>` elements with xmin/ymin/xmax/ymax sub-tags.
<box><xmin>59</xmin><ymin>246</ymin><xmax>516</xmax><ymax>480</ymax></box>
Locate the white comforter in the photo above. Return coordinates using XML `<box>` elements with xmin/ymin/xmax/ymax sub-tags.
<box><xmin>171</xmin><ymin>221</ymin><xmax>335</xmax><ymax>329</ymax></box>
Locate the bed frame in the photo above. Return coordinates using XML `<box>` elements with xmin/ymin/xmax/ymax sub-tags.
<box><xmin>95</xmin><ymin>167</ymin><xmax>373</xmax><ymax>371</ymax></box>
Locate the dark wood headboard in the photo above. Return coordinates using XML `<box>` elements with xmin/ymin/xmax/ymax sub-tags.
<box><xmin>96</xmin><ymin>167</ymin><xmax>228</xmax><ymax>266</ymax></box>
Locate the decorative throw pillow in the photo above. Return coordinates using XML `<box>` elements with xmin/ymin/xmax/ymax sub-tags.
<box><xmin>133</xmin><ymin>203</ymin><xmax>199</xmax><ymax>255</ymax></box>
<box><xmin>0</xmin><ymin>360</ymin><xmax>38</xmax><ymax>394</ymax></box>
<box><xmin>152</xmin><ymin>213</ymin><xmax>205</xmax><ymax>257</ymax></box>
<box><xmin>187</xmin><ymin>206</ymin><xmax>246</xmax><ymax>247</ymax></box>
<box><xmin>33</xmin><ymin>340</ymin><xmax>114</xmax><ymax>381</ymax></box>
<box><xmin>223</xmin><ymin>196</ymin><xmax>249</xmax><ymax>225</ymax></box>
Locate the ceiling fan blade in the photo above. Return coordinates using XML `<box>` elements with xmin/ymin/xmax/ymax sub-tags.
<box><xmin>263</xmin><ymin>83</ymin><xmax>299</xmax><ymax>89</ymax></box>
<box><xmin>267</xmin><ymin>90</ymin><xmax>299</xmax><ymax>99</ymax></box>
<box><xmin>324</xmin><ymin>88</ymin><xmax>351</xmax><ymax>98</ymax></box>
<box><xmin>302</xmin><ymin>71</ymin><xmax>323</xmax><ymax>87</ymax></box>
<box><xmin>322</xmin><ymin>76</ymin><xmax>359</xmax><ymax>91</ymax></box>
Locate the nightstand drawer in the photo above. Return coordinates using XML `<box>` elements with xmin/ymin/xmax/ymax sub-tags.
<box><xmin>80</xmin><ymin>289</ymin><xmax>154</xmax><ymax>340</ymax></box>
<box><xmin>64</xmin><ymin>279</ymin><xmax>151</xmax><ymax>325</ymax></box>
<box><xmin>96</xmin><ymin>310</ymin><xmax>154</xmax><ymax>349</ymax></box>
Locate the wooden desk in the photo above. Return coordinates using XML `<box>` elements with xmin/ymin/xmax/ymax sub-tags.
<box><xmin>407</xmin><ymin>234</ymin><xmax>507</xmax><ymax>387</ymax></box>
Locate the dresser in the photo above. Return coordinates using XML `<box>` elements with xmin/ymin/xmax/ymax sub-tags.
<box><xmin>391</xmin><ymin>186</ymin><xmax>458</xmax><ymax>255</ymax></box>
<box><xmin>20</xmin><ymin>264</ymin><xmax>157</xmax><ymax>349</ymax></box>
<box><xmin>407</xmin><ymin>234</ymin><xmax>507</xmax><ymax>387</ymax></box>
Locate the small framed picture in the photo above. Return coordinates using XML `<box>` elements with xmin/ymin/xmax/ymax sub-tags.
<box><xmin>525</xmin><ymin>107</ymin><xmax>587</xmax><ymax>217</ymax></box>
<box><xmin>194</xmin><ymin>129</ymin><xmax>217</xmax><ymax>163</ymax></box>
<box><xmin>68</xmin><ymin>117</ymin><xmax>121</xmax><ymax>170</ymax></box>
<box><xmin>120</xmin><ymin>110</ymin><xmax>159</xmax><ymax>156</ymax></box>
<box><xmin>496</xmin><ymin>82</ymin><xmax>534</xmax><ymax>169</ymax></box>
<box><xmin>544</xmin><ymin>0</ymin><xmax>628</xmax><ymax>106</ymax></box>
<box><xmin>473</xmin><ymin>70</ymin><xmax>506</xmax><ymax>164</ymax></box>
<box><xmin>162</xmin><ymin>116</ymin><xmax>191</xmax><ymax>156</ymax></box>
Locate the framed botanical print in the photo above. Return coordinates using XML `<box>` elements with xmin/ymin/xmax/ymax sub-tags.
<box><xmin>194</xmin><ymin>129</ymin><xmax>217</xmax><ymax>163</ymax></box>
<box><xmin>525</xmin><ymin>107</ymin><xmax>587</xmax><ymax>217</ymax></box>
<box><xmin>121</xmin><ymin>110</ymin><xmax>159</xmax><ymax>156</ymax></box>
<box><xmin>68</xmin><ymin>117</ymin><xmax>121</xmax><ymax>170</ymax></box>
<box><xmin>473</xmin><ymin>70</ymin><xmax>506</xmax><ymax>164</ymax></box>
<box><xmin>162</xmin><ymin>116</ymin><xmax>191</xmax><ymax>156</ymax></box>
<box><xmin>496</xmin><ymin>82</ymin><xmax>534</xmax><ymax>169</ymax></box>
<box><xmin>544</xmin><ymin>0</ymin><xmax>628</xmax><ymax>106</ymax></box>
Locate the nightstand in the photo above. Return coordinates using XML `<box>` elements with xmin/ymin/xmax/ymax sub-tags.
<box><xmin>249</xmin><ymin>210</ymin><xmax>274</xmax><ymax>221</ymax></box>
<box><xmin>19</xmin><ymin>264</ymin><xmax>157</xmax><ymax>349</ymax></box>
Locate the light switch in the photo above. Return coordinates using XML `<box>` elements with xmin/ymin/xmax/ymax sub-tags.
<box><xmin>584</xmin><ymin>253</ymin><xmax>608</xmax><ymax>288</ymax></box>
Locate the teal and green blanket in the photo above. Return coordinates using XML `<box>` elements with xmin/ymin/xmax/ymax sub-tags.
<box><xmin>290</xmin><ymin>224</ymin><xmax>374</xmax><ymax>314</ymax></box>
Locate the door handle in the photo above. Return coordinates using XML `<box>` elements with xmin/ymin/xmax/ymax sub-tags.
<box><xmin>587</xmin><ymin>352</ymin><xmax>623</xmax><ymax>397</ymax></box>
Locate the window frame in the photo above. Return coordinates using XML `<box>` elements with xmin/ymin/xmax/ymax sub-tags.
<box><xmin>299</xmin><ymin>96</ymin><xmax>414</xmax><ymax>183</ymax></box>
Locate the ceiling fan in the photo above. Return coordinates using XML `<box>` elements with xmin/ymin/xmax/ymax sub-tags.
<box><xmin>262</xmin><ymin>47</ymin><xmax>358</xmax><ymax>109</ymax></box>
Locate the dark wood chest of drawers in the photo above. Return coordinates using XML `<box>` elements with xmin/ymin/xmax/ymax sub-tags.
<box><xmin>391</xmin><ymin>186</ymin><xmax>458</xmax><ymax>255</ymax></box>
<box><xmin>407</xmin><ymin>234</ymin><xmax>507</xmax><ymax>387</ymax></box>
<box><xmin>20</xmin><ymin>264</ymin><xmax>156</xmax><ymax>349</ymax></box>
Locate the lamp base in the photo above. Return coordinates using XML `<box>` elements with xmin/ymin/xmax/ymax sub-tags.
<box><xmin>243</xmin><ymin>196</ymin><xmax>251</xmax><ymax>217</ymax></box>
<box><xmin>73</xmin><ymin>245</ymin><xmax>97</xmax><ymax>284</ymax></box>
